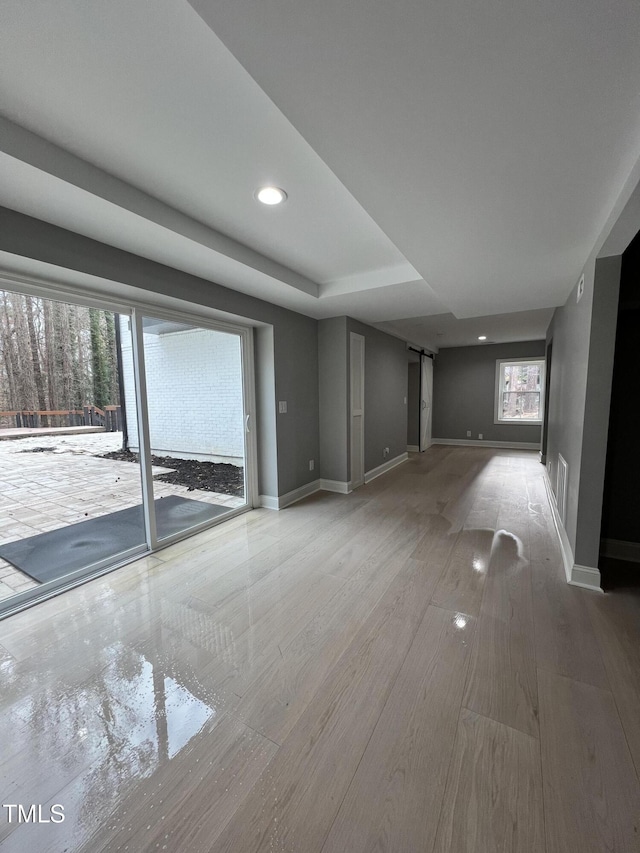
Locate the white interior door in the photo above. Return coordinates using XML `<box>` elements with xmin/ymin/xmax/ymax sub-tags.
<box><xmin>350</xmin><ymin>333</ymin><xmax>365</xmax><ymax>488</ymax></box>
<box><xmin>420</xmin><ymin>354</ymin><xmax>433</xmax><ymax>451</ymax></box>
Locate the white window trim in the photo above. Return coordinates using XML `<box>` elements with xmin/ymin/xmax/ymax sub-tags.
<box><xmin>494</xmin><ymin>356</ymin><xmax>545</xmax><ymax>425</ymax></box>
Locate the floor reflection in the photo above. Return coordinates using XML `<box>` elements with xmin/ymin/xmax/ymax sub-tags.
<box><xmin>0</xmin><ymin>641</ymin><xmax>217</xmax><ymax>851</ymax></box>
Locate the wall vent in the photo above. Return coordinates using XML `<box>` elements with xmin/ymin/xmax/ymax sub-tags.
<box><xmin>556</xmin><ymin>454</ymin><xmax>568</xmax><ymax>525</ymax></box>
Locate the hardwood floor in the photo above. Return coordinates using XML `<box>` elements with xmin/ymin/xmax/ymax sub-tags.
<box><xmin>0</xmin><ymin>446</ymin><xmax>639</xmax><ymax>852</ymax></box>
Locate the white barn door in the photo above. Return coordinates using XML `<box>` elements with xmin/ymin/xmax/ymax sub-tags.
<box><xmin>420</xmin><ymin>354</ymin><xmax>433</xmax><ymax>452</ymax></box>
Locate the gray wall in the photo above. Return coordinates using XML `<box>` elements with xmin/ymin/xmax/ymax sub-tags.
<box><xmin>543</xmin><ymin>170</ymin><xmax>640</xmax><ymax>573</ymax></box>
<box><xmin>432</xmin><ymin>341</ymin><xmax>545</xmax><ymax>444</ymax></box>
<box><xmin>318</xmin><ymin>317</ymin><xmax>349</xmax><ymax>482</ymax></box>
<box><xmin>544</xmin><ymin>273</ymin><xmax>593</xmax><ymax>560</ymax></box>
<box><xmin>347</xmin><ymin>318</ymin><xmax>408</xmax><ymax>475</ymax></box>
<box><xmin>255</xmin><ymin>326</ymin><xmax>279</xmax><ymax>499</ymax></box>
<box><xmin>545</xmin><ymin>253</ymin><xmax>621</xmax><ymax>568</ymax></box>
<box><xmin>273</xmin><ymin>317</ymin><xmax>320</xmax><ymax>495</ymax></box>
<box><xmin>407</xmin><ymin>361</ymin><xmax>420</xmax><ymax>447</ymax></box>
<box><xmin>318</xmin><ymin>316</ymin><xmax>408</xmax><ymax>483</ymax></box>
<box><xmin>0</xmin><ymin>206</ymin><xmax>319</xmax><ymax>499</ymax></box>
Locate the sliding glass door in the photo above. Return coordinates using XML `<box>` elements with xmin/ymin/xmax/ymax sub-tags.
<box><xmin>130</xmin><ymin>314</ymin><xmax>249</xmax><ymax>546</ymax></box>
<box><xmin>0</xmin><ymin>287</ymin><xmax>255</xmax><ymax>618</ymax></box>
<box><xmin>0</xmin><ymin>290</ymin><xmax>146</xmax><ymax>614</ymax></box>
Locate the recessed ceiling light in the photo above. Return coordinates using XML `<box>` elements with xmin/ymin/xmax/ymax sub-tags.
<box><xmin>478</xmin><ymin>335</ymin><xmax>487</xmax><ymax>341</ymax></box>
<box><xmin>255</xmin><ymin>186</ymin><xmax>287</xmax><ymax>205</ymax></box>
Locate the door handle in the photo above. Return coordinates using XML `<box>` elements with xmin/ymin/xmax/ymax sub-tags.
<box><xmin>245</xmin><ymin>414</ymin><xmax>251</xmax><ymax>433</ymax></box>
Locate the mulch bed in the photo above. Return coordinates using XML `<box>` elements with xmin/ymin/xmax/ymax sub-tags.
<box><xmin>100</xmin><ymin>450</ymin><xmax>244</xmax><ymax>496</ymax></box>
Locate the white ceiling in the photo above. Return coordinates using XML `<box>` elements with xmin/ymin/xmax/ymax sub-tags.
<box><xmin>0</xmin><ymin>0</ymin><xmax>639</xmax><ymax>346</ymax></box>
<box><xmin>375</xmin><ymin>308</ymin><xmax>556</xmax><ymax>353</ymax></box>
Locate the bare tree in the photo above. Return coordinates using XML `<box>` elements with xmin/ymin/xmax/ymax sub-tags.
<box><xmin>0</xmin><ymin>289</ymin><xmax>121</xmax><ymax>421</ymax></box>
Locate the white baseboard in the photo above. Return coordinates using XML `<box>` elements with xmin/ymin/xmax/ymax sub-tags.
<box><xmin>433</xmin><ymin>438</ymin><xmax>540</xmax><ymax>450</ymax></box>
<box><xmin>258</xmin><ymin>494</ymin><xmax>279</xmax><ymax>510</ymax></box>
<box><xmin>571</xmin><ymin>564</ymin><xmax>604</xmax><ymax>590</ymax></box>
<box><xmin>259</xmin><ymin>479</ymin><xmax>320</xmax><ymax>511</ymax></box>
<box><xmin>365</xmin><ymin>452</ymin><xmax>408</xmax><ymax>484</ymax></box>
<box><xmin>319</xmin><ymin>478</ymin><xmax>352</xmax><ymax>495</ymax></box>
<box><xmin>542</xmin><ymin>469</ymin><xmax>602</xmax><ymax>592</ymax></box>
<box><xmin>266</xmin><ymin>455</ymin><xmax>410</xmax><ymax>503</ymax></box>
<box><xmin>407</xmin><ymin>444</ymin><xmax>419</xmax><ymax>453</ymax></box>
<box><xmin>601</xmin><ymin>538</ymin><xmax>640</xmax><ymax>563</ymax></box>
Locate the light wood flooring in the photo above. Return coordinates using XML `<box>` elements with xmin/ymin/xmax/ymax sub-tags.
<box><xmin>0</xmin><ymin>446</ymin><xmax>639</xmax><ymax>852</ymax></box>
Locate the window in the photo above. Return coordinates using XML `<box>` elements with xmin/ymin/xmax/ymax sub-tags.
<box><xmin>495</xmin><ymin>357</ymin><xmax>545</xmax><ymax>424</ymax></box>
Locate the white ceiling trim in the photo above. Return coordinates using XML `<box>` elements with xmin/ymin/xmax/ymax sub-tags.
<box><xmin>0</xmin><ymin>117</ymin><xmax>450</xmax><ymax>322</ymax></box>
<box><xmin>320</xmin><ymin>263</ymin><xmax>424</xmax><ymax>297</ymax></box>
<box><xmin>0</xmin><ymin>117</ymin><xmax>319</xmax><ymax>299</ymax></box>
<box><xmin>0</xmin><ymin>0</ymin><xmax>418</xmax><ymax>294</ymax></box>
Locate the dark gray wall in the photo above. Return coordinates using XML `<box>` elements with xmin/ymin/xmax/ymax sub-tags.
<box><xmin>347</xmin><ymin>318</ymin><xmax>408</xmax><ymax>474</ymax></box>
<box><xmin>318</xmin><ymin>317</ymin><xmax>348</xmax><ymax>482</ymax></box>
<box><xmin>432</xmin><ymin>341</ymin><xmax>545</xmax><ymax>444</ymax></box>
<box><xmin>0</xmin><ymin>206</ymin><xmax>319</xmax><ymax>499</ymax></box>
<box><xmin>407</xmin><ymin>362</ymin><xmax>420</xmax><ymax>447</ymax></box>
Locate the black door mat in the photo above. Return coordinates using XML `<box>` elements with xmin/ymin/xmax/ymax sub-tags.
<box><xmin>0</xmin><ymin>495</ymin><xmax>230</xmax><ymax>584</ymax></box>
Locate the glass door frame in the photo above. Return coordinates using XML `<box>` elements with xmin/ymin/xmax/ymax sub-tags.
<box><xmin>130</xmin><ymin>305</ymin><xmax>258</xmax><ymax>552</ymax></box>
<box><xmin>0</xmin><ymin>271</ymin><xmax>258</xmax><ymax>619</ymax></box>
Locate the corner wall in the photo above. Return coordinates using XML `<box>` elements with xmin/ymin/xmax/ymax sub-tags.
<box><xmin>545</xmin><ymin>253</ymin><xmax>621</xmax><ymax>579</ymax></box>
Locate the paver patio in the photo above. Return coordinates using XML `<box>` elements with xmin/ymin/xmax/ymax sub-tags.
<box><xmin>0</xmin><ymin>431</ymin><xmax>244</xmax><ymax>603</ymax></box>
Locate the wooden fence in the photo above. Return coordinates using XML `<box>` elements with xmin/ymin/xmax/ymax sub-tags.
<box><xmin>0</xmin><ymin>405</ymin><xmax>122</xmax><ymax>432</ymax></box>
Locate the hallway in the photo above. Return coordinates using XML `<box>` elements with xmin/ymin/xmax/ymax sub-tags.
<box><xmin>0</xmin><ymin>446</ymin><xmax>638</xmax><ymax>851</ymax></box>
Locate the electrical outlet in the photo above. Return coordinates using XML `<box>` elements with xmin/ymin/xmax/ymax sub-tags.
<box><xmin>309</xmin><ymin>459</ymin><xmax>314</xmax><ymax>471</ymax></box>
<box><xmin>403</xmin><ymin>396</ymin><xmax>407</xmax><ymax>404</ymax></box>
<box><xmin>478</xmin><ymin>433</ymin><xmax>483</xmax><ymax>440</ymax></box>
<box><xmin>278</xmin><ymin>401</ymin><xmax>287</xmax><ymax>414</ymax></box>
<box><xmin>466</xmin><ymin>430</ymin><xmax>471</xmax><ymax>437</ymax></box>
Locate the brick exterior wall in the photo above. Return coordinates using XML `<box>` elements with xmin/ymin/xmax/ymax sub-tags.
<box><xmin>120</xmin><ymin>319</ymin><xmax>244</xmax><ymax>462</ymax></box>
